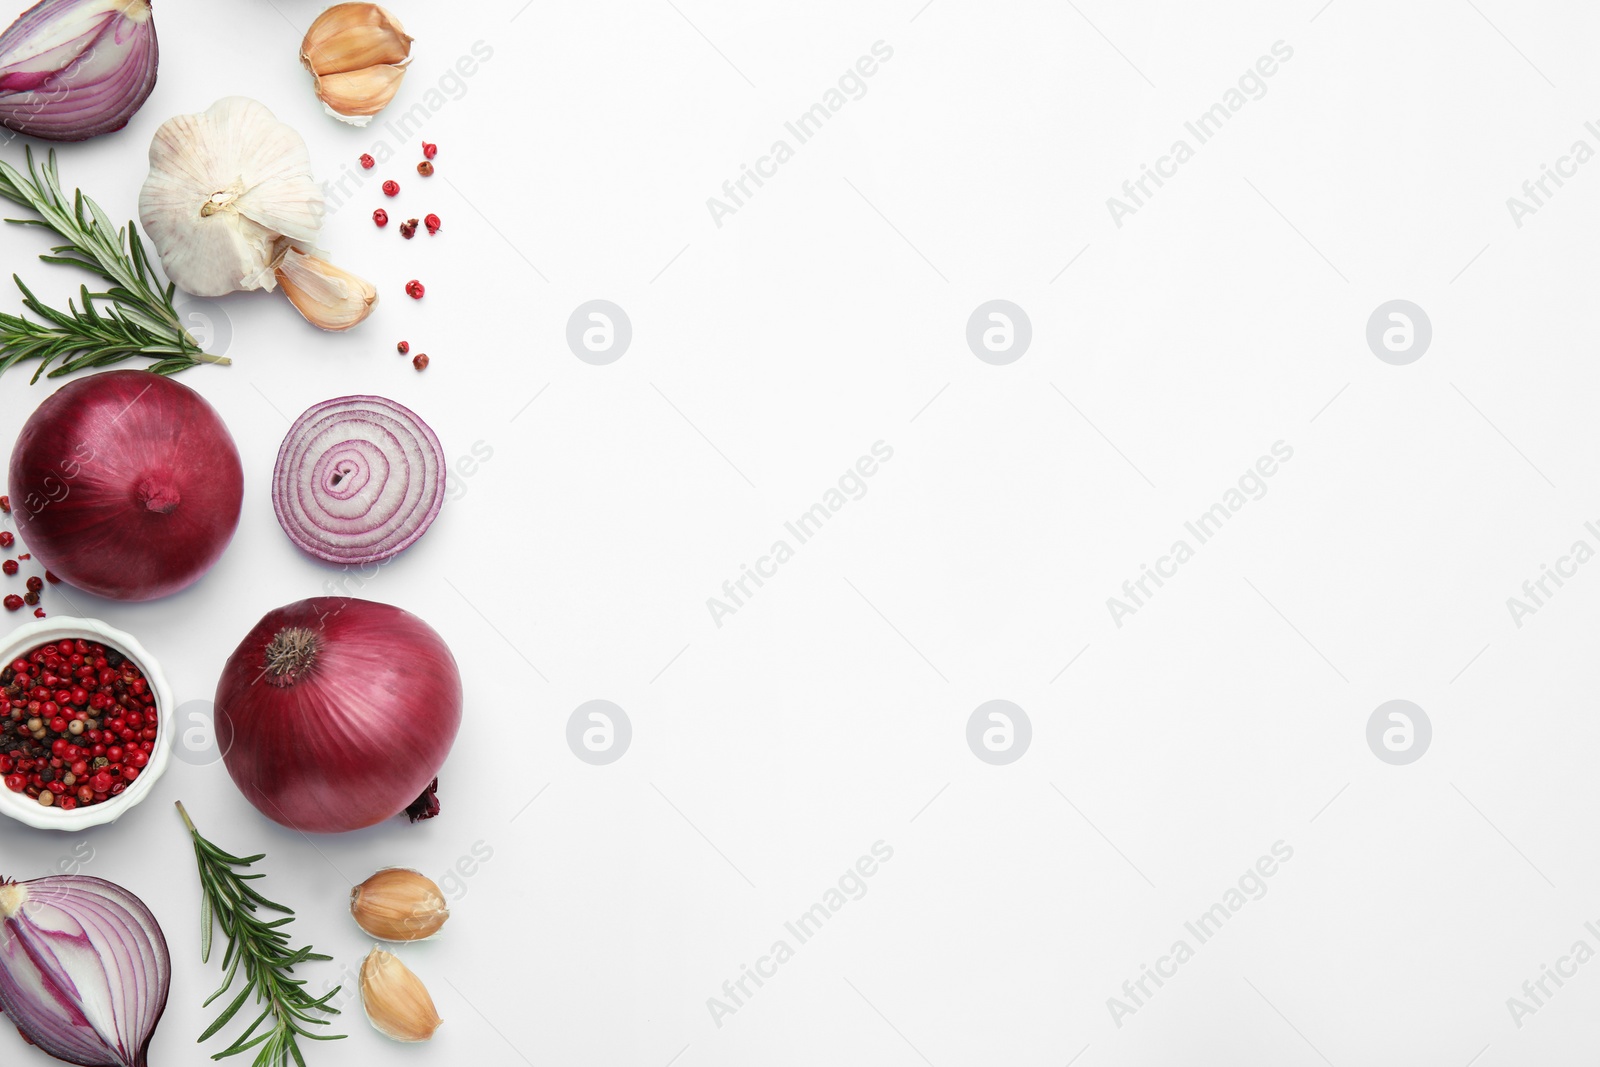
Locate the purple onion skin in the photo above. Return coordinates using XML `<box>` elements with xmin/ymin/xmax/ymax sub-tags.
<box><xmin>0</xmin><ymin>875</ymin><xmax>170</xmax><ymax>1067</ymax></box>
<box><xmin>9</xmin><ymin>370</ymin><xmax>245</xmax><ymax>601</ymax></box>
<box><xmin>215</xmin><ymin>597</ymin><xmax>464</xmax><ymax>833</ymax></box>
<box><xmin>0</xmin><ymin>0</ymin><xmax>159</xmax><ymax>142</ymax></box>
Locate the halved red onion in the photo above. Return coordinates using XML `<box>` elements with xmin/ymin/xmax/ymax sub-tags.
<box><xmin>272</xmin><ymin>395</ymin><xmax>445</xmax><ymax>565</ymax></box>
<box><xmin>0</xmin><ymin>875</ymin><xmax>170</xmax><ymax>1067</ymax></box>
<box><xmin>0</xmin><ymin>0</ymin><xmax>159</xmax><ymax>142</ymax></box>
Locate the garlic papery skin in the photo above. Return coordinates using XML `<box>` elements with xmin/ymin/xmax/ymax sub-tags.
<box><xmin>275</xmin><ymin>246</ymin><xmax>378</xmax><ymax>332</ymax></box>
<box><xmin>360</xmin><ymin>948</ymin><xmax>443</xmax><ymax>1043</ymax></box>
<box><xmin>0</xmin><ymin>0</ymin><xmax>159</xmax><ymax>142</ymax></box>
<box><xmin>139</xmin><ymin>97</ymin><xmax>323</xmax><ymax>298</ymax></box>
<box><xmin>351</xmin><ymin>868</ymin><xmax>450</xmax><ymax>942</ymax></box>
<box><xmin>301</xmin><ymin>3</ymin><xmax>412</xmax><ymax>127</ymax></box>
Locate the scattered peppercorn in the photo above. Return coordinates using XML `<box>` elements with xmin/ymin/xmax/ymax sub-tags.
<box><xmin>3</xmin><ymin>595</ymin><xmax>21</xmax><ymax>611</ymax></box>
<box><xmin>25</xmin><ymin>576</ymin><xmax>42</xmax><ymax>594</ymax></box>
<box><xmin>0</xmin><ymin>533</ymin><xmax>12</xmax><ymax>549</ymax></box>
<box><xmin>405</xmin><ymin>280</ymin><xmax>425</xmax><ymax>299</ymax></box>
<box><xmin>382</xmin><ymin>180</ymin><xmax>399</xmax><ymax>197</ymax></box>
<box><xmin>0</xmin><ymin>496</ymin><xmax>10</xmax><ymax>513</ymax></box>
<box><xmin>412</xmin><ymin>353</ymin><xmax>429</xmax><ymax>371</ymax></box>
<box><xmin>416</xmin><ymin>161</ymin><xmax>434</xmax><ymax>177</ymax></box>
<box><xmin>399</xmin><ymin>218</ymin><xmax>418</xmax><ymax>239</ymax></box>
<box><xmin>422</xmin><ymin>142</ymin><xmax>437</xmax><ymax>159</ymax></box>
<box><xmin>424</xmin><ymin>213</ymin><xmax>441</xmax><ymax>236</ymax></box>
<box><xmin>2</xmin><ymin>561</ymin><xmax>16</xmax><ymax>577</ymax></box>
<box><xmin>43</xmin><ymin>571</ymin><xmax>57</xmax><ymax>584</ymax></box>
<box><xmin>396</xmin><ymin>341</ymin><xmax>410</xmax><ymax>355</ymax></box>
<box><xmin>22</xmin><ymin>591</ymin><xmax>37</xmax><ymax>606</ymax></box>
<box><xmin>359</xmin><ymin>153</ymin><xmax>375</xmax><ymax>169</ymax></box>
<box><xmin>31</xmin><ymin>608</ymin><xmax>44</xmax><ymax>618</ymax></box>
<box><xmin>373</xmin><ymin>208</ymin><xmax>389</xmax><ymax>227</ymax></box>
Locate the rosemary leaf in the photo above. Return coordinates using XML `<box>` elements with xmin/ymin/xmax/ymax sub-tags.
<box><xmin>0</xmin><ymin>146</ymin><xmax>231</xmax><ymax>380</ymax></box>
<box><xmin>176</xmin><ymin>802</ymin><xmax>344</xmax><ymax>1067</ymax></box>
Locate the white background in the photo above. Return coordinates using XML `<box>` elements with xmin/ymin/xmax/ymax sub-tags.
<box><xmin>2</xmin><ymin>0</ymin><xmax>1599</xmax><ymax>1064</ymax></box>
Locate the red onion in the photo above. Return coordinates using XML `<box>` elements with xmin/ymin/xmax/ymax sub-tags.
<box><xmin>9</xmin><ymin>369</ymin><xmax>244</xmax><ymax>601</ymax></box>
<box><xmin>272</xmin><ymin>395</ymin><xmax>445</xmax><ymax>565</ymax></box>
<box><xmin>0</xmin><ymin>0</ymin><xmax>159</xmax><ymax>142</ymax></box>
<box><xmin>215</xmin><ymin>597</ymin><xmax>462</xmax><ymax>833</ymax></box>
<box><xmin>0</xmin><ymin>874</ymin><xmax>170</xmax><ymax>1067</ymax></box>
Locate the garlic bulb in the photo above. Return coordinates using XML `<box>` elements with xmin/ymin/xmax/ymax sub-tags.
<box><xmin>139</xmin><ymin>97</ymin><xmax>378</xmax><ymax>332</ymax></box>
<box><xmin>301</xmin><ymin>4</ymin><xmax>412</xmax><ymax>126</ymax></box>
<box><xmin>139</xmin><ymin>97</ymin><xmax>322</xmax><ymax>298</ymax></box>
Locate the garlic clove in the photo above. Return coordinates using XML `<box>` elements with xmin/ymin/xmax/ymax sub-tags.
<box><xmin>275</xmin><ymin>248</ymin><xmax>377</xmax><ymax>331</ymax></box>
<box><xmin>311</xmin><ymin>64</ymin><xmax>407</xmax><ymax>125</ymax></box>
<box><xmin>351</xmin><ymin>868</ymin><xmax>450</xmax><ymax>942</ymax></box>
<box><xmin>360</xmin><ymin>948</ymin><xmax>442</xmax><ymax>1043</ymax></box>
<box><xmin>301</xmin><ymin>4</ymin><xmax>412</xmax><ymax>73</ymax></box>
<box><xmin>300</xmin><ymin>3</ymin><xmax>412</xmax><ymax>126</ymax></box>
<box><xmin>139</xmin><ymin>97</ymin><xmax>324</xmax><ymax>297</ymax></box>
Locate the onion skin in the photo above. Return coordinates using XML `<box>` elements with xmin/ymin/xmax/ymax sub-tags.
<box><xmin>0</xmin><ymin>0</ymin><xmax>159</xmax><ymax>142</ymax></box>
<box><xmin>215</xmin><ymin>597</ymin><xmax>463</xmax><ymax>834</ymax></box>
<box><xmin>0</xmin><ymin>875</ymin><xmax>170</xmax><ymax>1067</ymax></box>
<box><xmin>9</xmin><ymin>370</ymin><xmax>244</xmax><ymax>601</ymax></box>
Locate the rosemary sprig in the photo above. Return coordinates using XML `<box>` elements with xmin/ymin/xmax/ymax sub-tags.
<box><xmin>176</xmin><ymin>802</ymin><xmax>345</xmax><ymax>1067</ymax></box>
<box><xmin>0</xmin><ymin>146</ymin><xmax>231</xmax><ymax>381</ymax></box>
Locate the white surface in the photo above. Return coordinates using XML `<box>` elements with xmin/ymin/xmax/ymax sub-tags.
<box><xmin>0</xmin><ymin>1</ymin><xmax>1597</xmax><ymax>1065</ymax></box>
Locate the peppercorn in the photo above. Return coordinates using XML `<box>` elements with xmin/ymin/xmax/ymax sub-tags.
<box><xmin>412</xmin><ymin>353</ymin><xmax>429</xmax><ymax>371</ymax></box>
<box><xmin>0</xmin><ymin>640</ymin><xmax>156</xmax><ymax>810</ymax></box>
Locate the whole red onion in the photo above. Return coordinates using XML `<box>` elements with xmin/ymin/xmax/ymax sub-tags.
<box><xmin>215</xmin><ymin>597</ymin><xmax>462</xmax><ymax>833</ymax></box>
<box><xmin>8</xmin><ymin>370</ymin><xmax>244</xmax><ymax>601</ymax></box>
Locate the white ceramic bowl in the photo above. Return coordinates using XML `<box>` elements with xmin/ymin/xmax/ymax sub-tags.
<box><xmin>0</xmin><ymin>617</ymin><xmax>173</xmax><ymax>831</ymax></box>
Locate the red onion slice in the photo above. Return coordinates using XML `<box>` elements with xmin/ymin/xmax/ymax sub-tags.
<box><xmin>272</xmin><ymin>395</ymin><xmax>446</xmax><ymax>565</ymax></box>
<box><xmin>0</xmin><ymin>875</ymin><xmax>170</xmax><ymax>1067</ymax></box>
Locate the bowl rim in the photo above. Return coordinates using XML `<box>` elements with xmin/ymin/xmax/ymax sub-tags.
<box><xmin>0</xmin><ymin>617</ymin><xmax>173</xmax><ymax>832</ymax></box>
